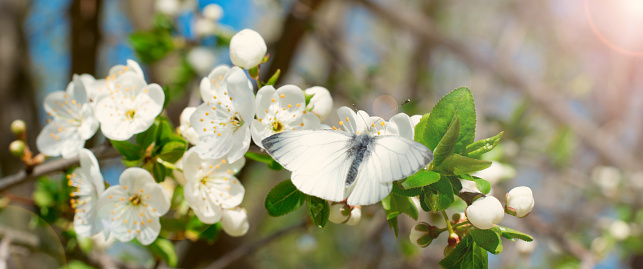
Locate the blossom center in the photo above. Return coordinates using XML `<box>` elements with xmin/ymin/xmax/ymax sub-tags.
<box><xmin>272</xmin><ymin>120</ymin><xmax>284</xmax><ymax>132</ymax></box>
<box><xmin>126</xmin><ymin>109</ymin><xmax>136</xmax><ymax>120</ymax></box>
<box><xmin>129</xmin><ymin>194</ymin><xmax>142</xmax><ymax>205</ymax></box>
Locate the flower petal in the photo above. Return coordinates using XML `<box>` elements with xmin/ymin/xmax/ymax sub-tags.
<box><xmin>387</xmin><ymin>113</ymin><xmax>414</xmax><ymax>140</ymax></box>
<box><xmin>336</xmin><ymin>106</ymin><xmax>358</xmax><ymax>133</ymax></box>
<box><xmin>221</xmin><ymin>207</ymin><xmax>249</xmax><ymax>237</ymax></box>
<box><xmin>255</xmin><ymin>85</ymin><xmax>276</xmax><ymax>119</ymax></box>
<box><xmin>250</xmin><ymin>119</ymin><xmax>272</xmax><ymax>148</ymax></box>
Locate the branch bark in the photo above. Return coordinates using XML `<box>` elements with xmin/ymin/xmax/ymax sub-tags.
<box><xmin>0</xmin><ymin>145</ymin><xmax>119</xmax><ymax>191</ymax></box>
<box><xmin>353</xmin><ymin>0</ymin><xmax>640</xmax><ymax>171</ymax></box>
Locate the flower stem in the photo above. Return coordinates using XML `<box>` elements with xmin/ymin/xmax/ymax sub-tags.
<box><xmin>441</xmin><ymin>211</ymin><xmax>455</xmax><ymax>235</ymax></box>
<box><xmin>452</xmin><ymin>220</ymin><xmax>471</xmax><ymax>229</ymax></box>
<box><xmin>157</xmin><ymin>158</ymin><xmax>182</xmax><ymax>172</ymax></box>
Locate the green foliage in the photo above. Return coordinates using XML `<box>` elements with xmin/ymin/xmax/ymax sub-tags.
<box><xmin>33</xmin><ymin>175</ymin><xmax>72</xmax><ymax>222</ymax></box>
<box><xmin>63</xmin><ymin>260</ymin><xmax>95</xmax><ymax>269</ymax></box>
<box><xmin>129</xmin><ymin>31</ymin><xmax>174</xmax><ymax>64</ymax></box>
<box><xmin>461</xmin><ymin>174</ymin><xmax>491</xmax><ymax>195</ymax></box>
<box><xmin>437</xmin><ymin>154</ymin><xmax>491</xmax><ymax>176</ymax></box>
<box><xmin>465</xmin><ymin>131</ymin><xmax>503</xmax><ymax>158</ymax></box>
<box><xmin>391</xmin><ymin>181</ymin><xmax>422</xmax><ymax>197</ymax></box>
<box><xmin>266</xmin><ymin>69</ymin><xmax>281</xmax><ymax>86</ymax></box>
<box><xmin>471</xmin><ymin>229</ymin><xmax>503</xmax><ymax>255</ymax></box>
<box><xmin>265</xmin><ymin>179</ymin><xmax>307</xmax><ymax>217</ymax></box>
<box><xmin>402</xmin><ymin>170</ymin><xmax>440</xmax><ymax>189</ymax></box>
<box><xmin>494</xmin><ymin>226</ymin><xmax>534</xmax><ymax>242</ymax></box>
<box><xmin>245</xmin><ymin>152</ymin><xmax>283</xmax><ymax>170</ymax></box>
<box><xmin>432</xmin><ymin>117</ymin><xmax>461</xmax><ymax>167</ymax></box>
<box><xmin>147</xmin><ymin>238</ymin><xmax>178</xmax><ymax>267</ymax></box>
<box><xmin>306</xmin><ymin>196</ymin><xmax>330</xmax><ymax>228</ymax></box>
<box><xmin>414</xmin><ymin>113</ymin><xmax>431</xmax><ymax>146</ymax></box>
<box><xmin>419</xmin><ymin>87</ymin><xmax>476</xmax><ymax>153</ymax></box>
<box><xmin>111</xmin><ymin>140</ymin><xmax>142</xmax><ymax>161</ymax></box>
<box><xmin>382</xmin><ymin>194</ymin><xmax>419</xmax><ymax>221</ymax></box>
<box><xmin>440</xmin><ymin>234</ymin><xmax>488</xmax><ymax>269</ymax></box>
<box><xmin>420</xmin><ymin>176</ymin><xmax>455</xmax><ymax>212</ymax></box>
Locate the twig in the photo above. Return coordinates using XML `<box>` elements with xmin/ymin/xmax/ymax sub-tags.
<box><xmin>352</xmin><ymin>0</ymin><xmax>640</xmax><ymax>171</ymax></box>
<box><xmin>0</xmin><ymin>144</ymin><xmax>119</xmax><ymax>191</ymax></box>
<box><xmin>204</xmin><ymin>221</ymin><xmax>307</xmax><ymax>269</ymax></box>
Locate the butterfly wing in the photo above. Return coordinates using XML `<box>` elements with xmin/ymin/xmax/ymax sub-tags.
<box><xmin>346</xmin><ymin>135</ymin><xmax>433</xmax><ymax>205</ymax></box>
<box><xmin>262</xmin><ymin>130</ymin><xmax>355</xmax><ymax>202</ymax></box>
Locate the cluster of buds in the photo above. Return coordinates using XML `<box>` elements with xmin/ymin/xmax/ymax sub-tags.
<box><xmin>8</xmin><ymin>120</ymin><xmax>44</xmax><ymax>167</ymax></box>
<box><xmin>463</xmin><ymin>186</ymin><xmax>535</xmax><ymax>230</ymax></box>
<box><xmin>328</xmin><ymin>202</ymin><xmax>361</xmax><ymax>226</ymax></box>
<box><xmin>409</xmin><ymin>222</ymin><xmax>440</xmax><ymax>248</ymax></box>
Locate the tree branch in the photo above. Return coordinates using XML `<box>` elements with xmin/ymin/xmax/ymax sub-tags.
<box><xmin>0</xmin><ymin>145</ymin><xmax>119</xmax><ymax>191</ymax></box>
<box><xmin>204</xmin><ymin>221</ymin><xmax>307</xmax><ymax>269</ymax></box>
<box><xmin>353</xmin><ymin>0</ymin><xmax>640</xmax><ymax>171</ymax></box>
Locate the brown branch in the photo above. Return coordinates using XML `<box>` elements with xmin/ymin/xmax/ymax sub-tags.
<box><xmin>0</xmin><ymin>145</ymin><xmax>119</xmax><ymax>191</ymax></box>
<box><xmin>353</xmin><ymin>0</ymin><xmax>640</xmax><ymax>171</ymax></box>
<box><xmin>204</xmin><ymin>221</ymin><xmax>307</xmax><ymax>269</ymax></box>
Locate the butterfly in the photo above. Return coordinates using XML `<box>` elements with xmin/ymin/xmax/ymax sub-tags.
<box><xmin>262</xmin><ymin>110</ymin><xmax>433</xmax><ymax>206</ymax></box>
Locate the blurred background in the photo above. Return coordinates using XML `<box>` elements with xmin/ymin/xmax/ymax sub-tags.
<box><xmin>2</xmin><ymin>0</ymin><xmax>643</xmax><ymax>268</ymax></box>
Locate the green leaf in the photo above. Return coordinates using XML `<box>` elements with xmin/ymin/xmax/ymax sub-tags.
<box><xmin>495</xmin><ymin>226</ymin><xmax>534</xmax><ymax>242</ymax></box>
<box><xmin>421</xmin><ymin>176</ymin><xmax>455</xmax><ymax>212</ymax></box>
<box><xmin>129</xmin><ymin>31</ymin><xmax>174</xmax><ymax>64</ymax></box>
<box><xmin>392</xmin><ymin>181</ymin><xmax>422</xmax><ymax>197</ymax></box>
<box><xmin>471</xmin><ymin>229</ymin><xmax>503</xmax><ymax>254</ymax></box>
<box><xmin>438</xmin><ymin>154</ymin><xmax>492</xmax><ymax>175</ymax></box>
<box><xmin>122</xmin><ymin>159</ymin><xmax>142</xmax><ymax>167</ymax></box>
<box><xmin>266</xmin><ymin>69</ymin><xmax>281</xmax><ymax>86</ymax></box>
<box><xmin>306</xmin><ymin>196</ymin><xmax>330</xmax><ymax>228</ymax></box>
<box><xmin>147</xmin><ymin>238</ymin><xmax>178</xmax><ymax>267</ymax></box>
<box><xmin>440</xmin><ymin>234</ymin><xmax>488</xmax><ymax>269</ymax></box>
<box><xmin>382</xmin><ymin>194</ymin><xmax>419</xmax><ymax>221</ymax></box>
<box><xmin>414</xmin><ymin>113</ymin><xmax>431</xmax><ymax>146</ymax></box>
<box><xmin>157</xmin><ymin>140</ymin><xmax>187</xmax><ymax>163</ymax></box>
<box><xmin>447</xmin><ymin>176</ymin><xmax>463</xmax><ymax>193</ymax></box>
<box><xmin>388</xmin><ymin>217</ymin><xmax>399</xmax><ymax>238</ymax></box>
<box><xmin>265</xmin><ymin>179</ymin><xmax>307</xmax><ymax>217</ymax></box>
<box><xmin>136</xmin><ymin>121</ymin><xmax>159</xmax><ymax>149</ymax></box>
<box><xmin>402</xmin><ymin>170</ymin><xmax>440</xmax><ymax>189</ymax></box>
<box><xmin>432</xmin><ymin>117</ymin><xmax>461</xmax><ymax>167</ymax></box>
<box><xmin>64</xmin><ymin>260</ymin><xmax>95</xmax><ymax>269</ymax></box>
<box><xmin>465</xmin><ymin>131</ymin><xmax>503</xmax><ymax>158</ymax></box>
<box><xmin>245</xmin><ymin>152</ymin><xmax>283</xmax><ymax>170</ymax></box>
<box><xmin>268</xmin><ymin>161</ymin><xmax>284</xmax><ymax>170</ymax></box>
<box><xmin>110</xmin><ymin>140</ymin><xmax>142</xmax><ymax>161</ymax></box>
<box><xmin>422</xmin><ymin>87</ymin><xmax>476</xmax><ymax>154</ymax></box>
<box><xmin>152</xmin><ymin>161</ymin><xmax>167</xmax><ymax>182</ymax></box>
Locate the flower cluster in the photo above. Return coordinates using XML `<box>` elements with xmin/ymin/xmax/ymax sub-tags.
<box><xmin>464</xmin><ymin>186</ymin><xmax>535</xmax><ymax>230</ymax></box>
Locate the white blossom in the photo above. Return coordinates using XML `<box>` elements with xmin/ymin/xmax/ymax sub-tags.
<box><xmin>190</xmin><ymin>66</ymin><xmax>255</xmax><ymax>162</ymax></box>
<box><xmin>251</xmin><ymin>85</ymin><xmax>321</xmax><ymax>148</ymax></box>
<box><xmin>202</xmin><ymin>4</ymin><xmax>223</xmax><ymax>21</ymax></box>
<box><xmin>96</xmin><ymin>168</ymin><xmax>171</xmax><ymax>245</ymax></box>
<box><xmin>155</xmin><ymin>0</ymin><xmax>181</xmax><ymax>16</ymax></box>
<box><xmin>195</xmin><ymin>18</ymin><xmax>217</xmax><ymax>37</ymax></box>
<box><xmin>410</xmin><ymin>114</ymin><xmax>423</xmax><ymax>127</ymax></box>
<box><xmin>505</xmin><ymin>186</ymin><xmax>534</xmax><ymax>218</ymax></box>
<box><xmin>517</xmin><ymin>240</ymin><xmax>537</xmax><ymax>254</ymax></box>
<box><xmin>187</xmin><ymin>47</ymin><xmax>217</xmax><ymax>76</ymax></box>
<box><xmin>465</xmin><ymin>196</ymin><xmax>504</xmax><ymax>229</ymax></box>
<box><xmin>345</xmin><ymin>206</ymin><xmax>361</xmax><ymax>226</ymax></box>
<box><xmin>328</xmin><ymin>203</ymin><xmax>350</xmax><ymax>224</ymax></box>
<box><xmin>221</xmin><ymin>207</ymin><xmax>250</xmax><ymax>237</ymax></box>
<box><xmin>472</xmin><ymin>161</ymin><xmax>516</xmax><ymax>185</ymax></box>
<box><xmin>182</xmin><ymin>148</ymin><xmax>246</xmax><ymax>224</ymax></box>
<box><xmin>229</xmin><ymin>29</ymin><xmax>267</xmax><ymax>69</ymax></box>
<box><xmin>36</xmin><ymin>75</ymin><xmax>99</xmax><ymax>158</ymax></box>
<box><xmin>69</xmin><ymin>149</ymin><xmax>105</xmax><ymax>238</ymax></box>
<box><xmin>94</xmin><ymin>72</ymin><xmax>164</xmax><ymax>141</ymax></box>
<box><xmin>610</xmin><ymin>220</ymin><xmax>631</xmax><ymax>240</ymax></box>
<box><xmin>179</xmin><ymin>107</ymin><xmax>200</xmax><ymax>145</ymax></box>
<box><xmin>303</xmin><ymin>86</ymin><xmax>333</xmax><ymax>121</ymax></box>
<box><xmin>334</xmin><ymin>106</ymin><xmax>415</xmax><ymax>139</ymax></box>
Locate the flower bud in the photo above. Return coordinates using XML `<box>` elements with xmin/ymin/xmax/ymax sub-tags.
<box><xmin>345</xmin><ymin>206</ymin><xmax>361</xmax><ymax>226</ymax></box>
<box><xmin>221</xmin><ymin>207</ymin><xmax>250</xmax><ymax>237</ymax></box>
<box><xmin>155</xmin><ymin>0</ymin><xmax>180</xmax><ymax>16</ymax></box>
<box><xmin>202</xmin><ymin>4</ymin><xmax>223</xmax><ymax>21</ymax></box>
<box><xmin>409</xmin><ymin>222</ymin><xmax>436</xmax><ymax>248</ymax></box>
<box><xmin>194</xmin><ymin>18</ymin><xmax>217</xmax><ymax>37</ymax></box>
<box><xmin>505</xmin><ymin>186</ymin><xmax>534</xmax><ymax>218</ymax></box>
<box><xmin>9</xmin><ymin>140</ymin><xmax>26</xmax><ymax>158</ymax></box>
<box><xmin>178</xmin><ymin>107</ymin><xmax>200</xmax><ymax>145</ymax></box>
<box><xmin>610</xmin><ymin>220</ymin><xmax>631</xmax><ymax>240</ymax></box>
<box><xmin>517</xmin><ymin>240</ymin><xmax>537</xmax><ymax>255</ymax></box>
<box><xmin>465</xmin><ymin>196</ymin><xmax>504</xmax><ymax>229</ymax></box>
<box><xmin>328</xmin><ymin>202</ymin><xmax>350</xmax><ymax>224</ymax></box>
<box><xmin>11</xmin><ymin>120</ymin><xmax>26</xmax><ymax>138</ymax></box>
<box><xmin>303</xmin><ymin>86</ymin><xmax>333</xmax><ymax>121</ymax></box>
<box><xmin>229</xmin><ymin>29</ymin><xmax>267</xmax><ymax>69</ymax></box>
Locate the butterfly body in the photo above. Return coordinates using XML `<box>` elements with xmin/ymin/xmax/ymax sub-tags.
<box><xmin>262</xmin><ymin>129</ymin><xmax>433</xmax><ymax>205</ymax></box>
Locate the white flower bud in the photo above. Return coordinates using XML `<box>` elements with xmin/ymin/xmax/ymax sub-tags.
<box><xmin>328</xmin><ymin>203</ymin><xmax>350</xmax><ymax>224</ymax></box>
<box><xmin>516</xmin><ymin>240</ymin><xmax>537</xmax><ymax>255</ymax></box>
<box><xmin>610</xmin><ymin>220</ymin><xmax>631</xmax><ymax>240</ymax></box>
<box><xmin>345</xmin><ymin>206</ymin><xmax>361</xmax><ymax>226</ymax></box>
<box><xmin>10</xmin><ymin>120</ymin><xmax>26</xmax><ymax>137</ymax></box>
<box><xmin>9</xmin><ymin>140</ymin><xmax>25</xmax><ymax>158</ymax></box>
<box><xmin>155</xmin><ymin>0</ymin><xmax>180</xmax><ymax>16</ymax></box>
<box><xmin>179</xmin><ymin>107</ymin><xmax>200</xmax><ymax>145</ymax></box>
<box><xmin>221</xmin><ymin>207</ymin><xmax>250</xmax><ymax>237</ymax></box>
<box><xmin>409</xmin><ymin>222</ymin><xmax>435</xmax><ymax>248</ymax></box>
<box><xmin>465</xmin><ymin>196</ymin><xmax>504</xmax><ymax>230</ymax></box>
<box><xmin>229</xmin><ymin>29</ymin><xmax>267</xmax><ymax>69</ymax></box>
<box><xmin>304</xmin><ymin>86</ymin><xmax>333</xmax><ymax>121</ymax></box>
<box><xmin>505</xmin><ymin>186</ymin><xmax>534</xmax><ymax>218</ymax></box>
<box><xmin>202</xmin><ymin>4</ymin><xmax>223</xmax><ymax>21</ymax></box>
<box><xmin>194</xmin><ymin>18</ymin><xmax>217</xmax><ymax>37</ymax></box>
<box><xmin>187</xmin><ymin>47</ymin><xmax>216</xmax><ymax>76</ymax></box>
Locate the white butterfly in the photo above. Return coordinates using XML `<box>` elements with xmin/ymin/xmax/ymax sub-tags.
<box><xmin>262</xmin><ymin>107</ymin><xmax>434</xmax><ymax>206</ymax></box>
